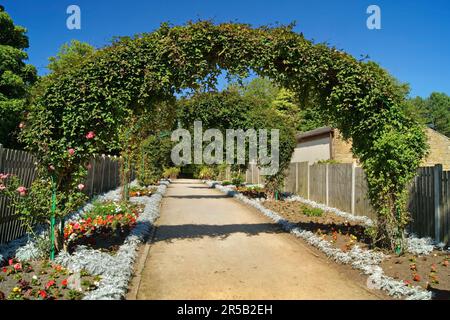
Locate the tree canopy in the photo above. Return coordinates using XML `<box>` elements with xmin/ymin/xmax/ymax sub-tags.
<box><xmin>0</xmin><ymin>6</ymin><xmax>37</xmax><ymax>147</ymax></box>
<box><xmin>405</xmin><ymin>92</ymin><xmax>450</xmax><ymax>137</ymax></box>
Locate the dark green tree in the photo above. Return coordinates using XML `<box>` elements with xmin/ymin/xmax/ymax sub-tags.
<box><xmin>0</xmin><ymin>5</ymin><xmax>37</xmax><ymax>147</ymax></box>
<box><xmin>405</xmin><ymin>92</ymin><xmax>450</xmax><ymax>137</ymax></box>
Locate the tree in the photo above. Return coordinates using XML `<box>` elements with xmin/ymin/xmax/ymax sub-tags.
<box><xmin>0</xmin><ymin>5</ymin><xmax>37</xmax><ymax>148</ymax></box>
<box><xmin>427</xmin><ymin>92</ymin><xmax>450</xmax><ymax>137</ymax></box>
<box><xmin>31</xmin><ymin>40</ymin><xmax>96</xmax><ymax>102</ymax></box>
<box><xmin>405</xmin><ymin>92</ymin><xmax>450</xmax><ymax>137</ymax></box>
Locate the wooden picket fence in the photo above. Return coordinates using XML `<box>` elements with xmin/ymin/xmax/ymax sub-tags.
<box><xmin>0</xmin><ymin>145</ymin><xmax>124</xmax><ymax>244</ymax></box>
<box><xmin>243</xmin><ymin>162</ymin><xmax>450</xmax><ymax>245</ymax></box>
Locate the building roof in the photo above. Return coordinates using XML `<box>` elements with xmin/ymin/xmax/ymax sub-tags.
<box><xmin>295</xmin><ymin>126</ymin><xmax>333</xmax><ymax>141</ymax></box>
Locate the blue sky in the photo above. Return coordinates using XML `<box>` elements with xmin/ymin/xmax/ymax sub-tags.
<box><xmin>3</xmin><ymin>0</ymin><xmax>450</xmax><ymax>97</ymax></box>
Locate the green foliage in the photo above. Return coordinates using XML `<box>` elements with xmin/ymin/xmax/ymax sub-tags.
<box><xmin>47</xmin><ymin>40</ymin><xmax>95</xmax><ymax>76</ymax></box>
<box><xmin>0</xmin><ymin>6</ymin><xmax>37</xmax><ymax>148</ymax></box>
<box><xmin>231</xmin><ymin>172</ymin><xmax>245</xmax><ymax>186</ymax></box>
<box><xmin>405</xmin><ymin>92</ymin><xmax>450</xmax><ymax>137</ymax></box>
<box><xmin>221</xmin><ymin>180</ymin><xmax>232</xmax><ymax>186</ymax></box>
<box><xmin>197</xmin><ymin>166</ymin><xmax>216</xmax><ymax>180</ymax></box>
<box><xmin>316</xmin><ymin>159</ymin><xmax>340</xmax><ymax>165</ymax></box>
<box><xmin>23</xmin><ymin>21</ymin><xmax>428</xmax><ymax>253</ymax></box>
<box><xmin>162</xmin><ymin>167</ymin><xmax>181</xmax><ymax>179</ymax></box>
<box><xmin>137</xmin><ymin>134</ymin><xmax>173</xmax><ymax>186</ymax></box>
<box><xmin>301</xmin><ymin>205</ymin><xmax>324</xmax><ymax>217</ymax></box>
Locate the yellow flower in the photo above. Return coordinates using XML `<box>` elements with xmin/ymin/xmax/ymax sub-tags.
<box><xmin>12</xmin><ymin>287</ymin><xmax>21</xmax><ymax>293</ymax></box>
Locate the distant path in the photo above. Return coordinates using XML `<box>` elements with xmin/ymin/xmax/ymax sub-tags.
<box><xmin>132</xmin><ymin>179</ymin><xmax>380</xmax><ymax>299</ymax></box>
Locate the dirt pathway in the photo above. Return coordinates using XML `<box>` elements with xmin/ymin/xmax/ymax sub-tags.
<box><xmin>131</xmin><ymin>179</ymin><xmax>381</xmax><ymax>299</ymax></box>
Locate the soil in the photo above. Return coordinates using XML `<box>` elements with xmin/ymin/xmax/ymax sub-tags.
<box><xmin>0</xmin><ymin>259</ymin><xmax>99</xmax><ymax>300</ymax></box>
<box><xmin>262</xmin><ymin>199</ymin><xmax>450</xmax><ymax>300</ymax></box>
<box><xmin>67</xmin><ymin>227</ymin><xmax>133</xmax><ymax>254</ymax></box>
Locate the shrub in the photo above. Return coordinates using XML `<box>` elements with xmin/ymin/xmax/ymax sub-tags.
<box><xmin>222</xmin><ymin>180</ymin><xmax>232</xmax><ymax>186</ymax></box>
<box><xmin>197</xmin><ymin>166</ymin><xmax>215</xmax><ymax>180</ymax></box>
<box><xmin>301</xmin><ymin>205</ymin><xmax>324</xmax><ymax>217</ymax></box>
<box><xmin>162</xmin><ymin>167</ymin><xmax>180</xmax><ymax>179</ymax></box>
<box><xmin>231</xmin><ymin>173</ymin><xmax>245</xmax><ymax>187</ymax></box>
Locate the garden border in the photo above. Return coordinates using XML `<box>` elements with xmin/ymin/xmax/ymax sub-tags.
<box><xmin>55</xmin><ymin>180</ymin><xmax>169</xmax><ymax>300</ymax></box>
<box><xmin>206</xmin><ymin>181</ymin><xmax>433</xmax><ymax>300</ymax></box>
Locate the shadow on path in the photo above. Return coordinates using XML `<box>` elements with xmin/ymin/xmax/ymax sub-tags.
<box><xmin>153</xmin><ymin>223</ymin><xmax>283</xmax><ymax>242</ymax></box>
<box><xmin>166</xmin><ymin>194</ymin><xmax>229</xmax><ymax>199</ymax></box>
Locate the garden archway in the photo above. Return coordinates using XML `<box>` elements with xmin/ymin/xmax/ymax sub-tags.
<box><xmin>22</xmin><ymin>21</ymin><xmax>428</xmax><ymax>251</ymax></box>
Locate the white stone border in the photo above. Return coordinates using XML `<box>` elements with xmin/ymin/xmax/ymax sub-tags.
<box><xmin>206</xmin><ymin>181</ymin><xmax>432</xmax><ymax>300</ymax></box>
<box><xmin>55</xmin><ymin>181</ymin><xmax>169</xmax><ymax>300</ymax></box>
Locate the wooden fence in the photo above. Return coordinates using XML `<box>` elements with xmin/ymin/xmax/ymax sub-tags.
<box><xmin>0</xmin><ymin>145</ymin><xmax>123</xmax><ymax>244</ymax></box>
<box><xmin>243</xmin><ymin>162</ymin><xmax>450</xmax><ymax>245</ymax></box>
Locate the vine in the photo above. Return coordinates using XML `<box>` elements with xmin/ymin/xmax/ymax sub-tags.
<box><xmin>21</xmin><ymin>21</ymin><xmax>428</xmax><ymax>252</ymax></box>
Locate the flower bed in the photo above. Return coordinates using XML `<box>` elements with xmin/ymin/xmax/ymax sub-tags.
<box><xmin>0</xmin><ymin>180</ymin><xmax>169</xmax><ymax>300</ymax></box>
<box><xmin>0</xmin><ymin>258</ymin><xmax>99</xmax><ymax>300</ymax></box>
<box><xmin>235</xmin><ymin>185</ymin><xmax>268</xmax><ymax>199</ymax></box>
<box><xmin>263</xmin><ymin>199</ymin><xmax>450</xmax><ymax>299</ymax></box>
<box><xmin>128</xmin><ymin>186</ymin><xmax>157</xmax><ymax>197</ymax></box>
<box><xmin>65</xmin><ymin>201</ymin><xmax>144</xmax><ymax>254</ymax></box>
<box><xmin>55</xmin><ymin>180</ymin><xmax>169</xmax><ymax>300</ymax></box>
<box><xmin>207</xmin><ymin>180</ymin><xmax>435</xmax><ymax>300</ymax></box>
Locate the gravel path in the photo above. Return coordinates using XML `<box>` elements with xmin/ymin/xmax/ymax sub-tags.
<box><xmin>132</xmin><ymin>179</ymin><xmax>381</xmax><ymax>299</ymax></box>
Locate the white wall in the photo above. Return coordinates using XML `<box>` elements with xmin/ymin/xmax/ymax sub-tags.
<box><xmin>290</xmin><ymin>136</ymin><xmax>331</xmax><ymax>164</ymax></box>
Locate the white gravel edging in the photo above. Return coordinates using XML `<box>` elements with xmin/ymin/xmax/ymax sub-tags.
<box><xmin>55</xmin><ymin>180</ymin><xmax>169</xmax><ymax>300</ymax></box>
<box><xmin>283</xmin><ymin>194</ymin><xmax>435</xmax><ymax>256</ymax></box>
<box><xmin>207</xmin><ymin>181</ymin><xmax>432</xmax><ymax>300</ymax></box>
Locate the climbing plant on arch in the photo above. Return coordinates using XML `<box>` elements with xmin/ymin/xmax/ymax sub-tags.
<box><xmin>21</xmin><ymin>21</ymin><xmax>428</xmax><ymax>252</ymax></box>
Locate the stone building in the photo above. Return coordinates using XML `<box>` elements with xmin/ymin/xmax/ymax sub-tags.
<box><xmin>291</xmin><ymin>126</ymin><xmax>450</xmax><ymax>169</ymax></box>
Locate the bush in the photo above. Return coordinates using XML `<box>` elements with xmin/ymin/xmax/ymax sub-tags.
<box><xmin>301</xmin><ymin>205</ymin><xmax>324</xmax><ymax>217</ymax></box>
<box><xmin>222</xmin><ymin>180</ymin><xmax>232</xmax><ymax>186</ymax></box>
<box><xmin>197</xmin><ymin>166</ymin><xmax>216</xmax><ymax>180</ymax></box>
<box><xmin>231</xmin><ymin>173</ymin><xmax>245</xmax><ymax>187</ymax></box>
<box><xmin>162</xmin><ymin>167</ymin><xmax>180</xmax><ymax>179</ymax></box>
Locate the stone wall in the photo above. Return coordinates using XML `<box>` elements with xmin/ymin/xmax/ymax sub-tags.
<box><xmin>422</xmin><ymin>127</ymin><xmax>450</xmax><ymax>169</ymax></box>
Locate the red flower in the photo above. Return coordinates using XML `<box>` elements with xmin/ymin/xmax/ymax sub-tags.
<box><xmin>16</xmin><ymin>186</ymin><xmax>27</xmax><ymax>196</ymax></box>
<box><xmin>68</xmin><ymin>148</ymin><xmax>75</xmax><ymax>156</ymax></box>
<box><xmin>8</xmin><ymin>259</ymin><xmax>13</xmax><ymax>266</ymax></box>
<box><xmin>413</xmin><ymin>274</ymin><xmax>421</xmax><ymax>282</ymax></box>
<box><xmin>2</xmin><ymin>267</ymin><xmax>7</xmax><ymax>273</ymax></box>
<box><xmin>13</xmin><ymin>263</ymin><xmax>22</xmax><ymax>271</ymax></box>
<box><xmin>61</xmin><ymin>279</ymin><xmax>68</xmax><ymax>287</ymax></box>
<box><xmin>85</xmin><ymin>131</ymin><xmax>96</xmax><ymax>140</ymax></box>
<box><xmin>39</xmin><ymin>290</ymin><xmax>47</xmax><ymax>299</ymax></box>
<box><xmin>45</xmin><ymin>280</ymin><xmax>55</xmax><ymax>289</ymax></box>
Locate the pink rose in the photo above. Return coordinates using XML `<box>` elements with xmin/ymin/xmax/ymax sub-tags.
<box><xmin>0</xmin><ymin>184</ymin><xmax>5</xmax><ymax>191</ymax></box>
<box><xmin>77</xmin><ymin>184</ymin><xmax>85</xmax><ymax>191</ymax></box>
<box><xmin>85</xmin><ymin>131</ymin><xmax>95</xmax><ymax>140</ymax></box>
<box><xmin>17</xmin><ymin>186</ymin><xmax>27</xmax><ymax>196</ymax></box>
<box><xmin>0</xmin><ymin>173</ymin><xmax>9</xmax><ymax>180</ymax></box>
<box><xmin>68</xmin><ymin>148</ymin><xmax>75</xmax><ymax>156</ymax></box>
<box><xmin>13</xmin><ymin>263</ymin><xmax>22</xmax><ymax>271</ymax></box>
<box><xmin>19</xmin><ymin>122</ymin><xmax>25</xmax><ymax>129</ymax></box>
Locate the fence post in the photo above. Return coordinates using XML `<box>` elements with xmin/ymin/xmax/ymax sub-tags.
<box><xmin>0</xmin><ymin>144</ymin><xmax>3</xmax><ymax>172</ymax></box>
<box><xmin>325</xmin><ymin>164</ymin><xmax>329</xmax><ymax>206</ymax></box>
<box><xmin>307</xmin><ymin>163</ymin><xmax>310</xmax><ymax>200</ymax></box>
<box><xmin>434</xmin><ymin>164</ymin><xmax>443</xmax><ymax>243</ymax></box>
<box><xmin>295</xmin><ymin>162</ymin><xmax>299</xmax><ymax>193</ymax></box>
<box><xmin>351</xmin><ymin>162</ymin><xmax>356</xmax><ymax>215</ymax></box>
<box><xmin>90</xmin><ymin>157</ymin><xmax>96</xmax><ymax>197</ymax></box>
